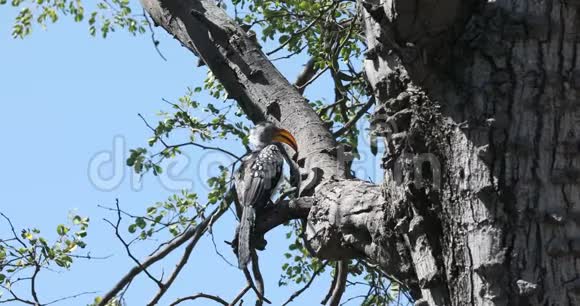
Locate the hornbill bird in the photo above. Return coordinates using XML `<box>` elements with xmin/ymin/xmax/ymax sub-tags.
<box><xmin>233</xmin><ymin>122</ymin><xmax>298</xmax><ymax>269</ymax></box>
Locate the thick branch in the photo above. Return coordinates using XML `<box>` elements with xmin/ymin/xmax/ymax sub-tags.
<box><xmin>294</xmin><ymin>57</ymin><xmax>319</xmax><ymax>94</ymax></box>
<box><xmin>147</xmin><ymin>218</ymin><xmax>207</xmax><ymax>305</ymax></box>
<box><xmin>254</xmin><ymin>197</ymin><xmax>313</xmax><ymax>235</ymax></box>
<box><xmin>140</xmin><ymin>0</ymin><xmax>344</xmax><ymax>179</ymax></box>
<box><xmin>139</xmin><ymin>0</ymin><xmax>425</xmax><ymax>299</ymax></box>
<box><xmin>304</xmin><ymin>179</ymin><xmax>420</xmax><ymax>295</ymax></box>
<box><xmin>328</xmin><ymin>261</ymin><xmax>348</xmax><ymax>306</ymax></box>
<box><xmin>249</xmin><ymin>179</ymin><xmax>419</xmax><ymax>296</ymax></box>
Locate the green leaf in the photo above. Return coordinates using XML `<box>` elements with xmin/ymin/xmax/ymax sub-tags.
<box><xmin>72</xmin><ymin>215</ymin><xmax>82</xmax><ymax>224</ymax></box>
<box><xmin>135</xmin><ymin>217</ymin><xmax>146</xmax><ymax>229</ymax></box>
<box><xmin>56</xmin><ymin>224</ymin><xmax>69</xmax><ymax>236</ymax></box>
<box><xmin>278</xmin><ymin>34</ymin><xmax>289</xmax><ymax>44</ymax></box>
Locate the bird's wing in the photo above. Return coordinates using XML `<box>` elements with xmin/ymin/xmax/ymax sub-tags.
<box><xmin>239</xmin><ymin>145</ymin><xmax>283</xmax><ymax>209</ymax></box>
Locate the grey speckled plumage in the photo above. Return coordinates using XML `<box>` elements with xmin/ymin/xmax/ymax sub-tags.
<box><xmin>234</xmin><ymin>141</ymin><xmax>284</xmax><ymax>269</ymax></box>
<box><xmin>233</xmin><ymin>122</ymin><xmax>298</xmax><ymax>269</ymax></box>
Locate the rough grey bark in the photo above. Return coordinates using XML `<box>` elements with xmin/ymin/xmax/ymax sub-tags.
<box><xmin>138</xmin><ymin>0</ymin><xmax>580</xmax><ymax>305</ymax></box>
<box><xmin>140</xmin><ymin>0</ymin><xmax>344</xmax><ymax>179</ymax></box>
<box><xmin>140</xmin><ymin>0</ymin><xmax>424</xmax><ymax>298</ymax></box>
<box><xmin>363</xmin><ymin>0</ymin><xmax>580</xmax><ymax>305</ymax></box>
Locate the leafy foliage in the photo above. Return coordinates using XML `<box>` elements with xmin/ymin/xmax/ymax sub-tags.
<box><xmin>279</xmin><ymin>221</ymin><xmax>325</xmax><ymax>286</ymax></box>
<box><xmin>126</xmin><ymin>87</ymin><xmax>248</xmax><ymax>177</ymax></box>
<box><xmin>230</xmin><ymin>0</ymin><xmax>370</xmax><ymax>157</ymax></box>
<box><xmin>0</xmin><ymin>213</ymin><xmax>89</xmax><ymax>303</ymax></box>
<box><xmin>2</xmin><ymin>0</ymin><xmax>147</xmax><ymax>38</ymax></box>
<box><xmin>0</xmin><ymin>0</ymin><xmax>403</xmax><ymax>305</ymax></box>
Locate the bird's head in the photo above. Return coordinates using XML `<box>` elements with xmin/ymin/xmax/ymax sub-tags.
<box><xmin>249</xmin><ymin>122</ymin><xmax>298</xmax><ymax>153</ymax></box>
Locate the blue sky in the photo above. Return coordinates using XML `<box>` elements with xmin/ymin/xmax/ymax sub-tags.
<box><xmin>0</xmin><ymin>3</ymin><xmax>385</xmax><ymax>305</ymax></box>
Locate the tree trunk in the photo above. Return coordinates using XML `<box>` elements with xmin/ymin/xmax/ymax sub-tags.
<box><xmin>140</xmin><ymin>0</ymin><xmax>580</xmax><ymax>305</ymax></box>
<box><xmin>363</xmin><ymin>0</ymin><xmax>580</xmax><ymax>305</ymax></box>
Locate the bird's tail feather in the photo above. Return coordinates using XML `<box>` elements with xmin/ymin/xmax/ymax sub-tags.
<box><xmin>238</xmin><ymin>206</ymin><xmax>255</xmax><ymax>269</ymax></box>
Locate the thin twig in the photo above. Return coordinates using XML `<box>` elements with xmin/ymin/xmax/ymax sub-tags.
<box><xmin>0</xmin><ymin>284</ymin><xmax>36</xmax><ymax>305</ymax></box>
<box><xmin>97</xmin><ymin>197</ymin><xmax>232</xmax><ymax>306</ymax></box>
<box><xmin>104</xmin><ymin>200</ymin><xmax>163</xmax><ymax>288</ymax></box>
<box><xmin>271</xmin><ymin>45</ymin><xmax>307</xmax><ymax>61</ymax></box>
<box><xmin>297</xmin><ymin>67</ymin><xmax>329</xmax><ymax>92</ymax></box>
<box><xmin>242</xmin><ymin>268</ymin><xmax>271</xmax><ymax>304</ymax></box>
<box><xmin>228</xmin><ymin>285</ymin><xmax>251</xmax><ymax>306</ymax></box>
<box><xmin>265</xmin><ymin>3</ymin><xmax>336</xmax><ymax>56</ymax></box>
<box><xmin>169</xmin><ymin>293</ymin><xmax>229</xmax><ymax>306</ymax></box>
<box><xmin>137</xmin><ymin>113</ymin><xmax>241</xmax><ymax>161</ymax></box>
<box><xmin>45</xmin><ymin>291</ymin><xmax>99</xmax><ymax>305</ymax></box>
<box><xmin>147</xmin><ymin>218</ymin><xmax>209</xmax><ymax>305</ymax></box>
<box><xmin>282</xmin><ymin>261</ymin><xmax>328</xmax><ymax>306</ymax></box>
<box><xmin>209</xmin><ymin>222</ymin><xmax>237</xmax><ymax>268</ymax></box>
<box><xmin>143</xmin><ymin>9</ymin><xmax>167</xmax><ymax>61</ymax></box>
<box><xmin>162</xmin><ymin>141</ymin><xmax>241</xmax><ymax>161</ymax></box>
<box><xmin>0</xmin><ymin>213</ymin><xmax>26</xmax><ymax>248</ymax></box>
<box><xmin>338</xmin><ymin>295</ymin><xmax>365</xmax><ymax>306</ymax></box>
<box><xmin>69</xmin><ymin>253</ymin><xmax>112</xmax><ymax>260</ymax></box>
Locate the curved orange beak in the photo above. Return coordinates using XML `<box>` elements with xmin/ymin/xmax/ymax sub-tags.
<box><xmin>273</xmin><ymin>128</ymin><xmax>298</xmax><ymax>153</ymax></box>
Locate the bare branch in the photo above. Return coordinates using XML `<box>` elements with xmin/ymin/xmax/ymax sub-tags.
<box><xmin>296</xmin><ymin>67</ymin><xmax>329</xmax><ymax>93</ymax></box>
<box><xmin>0</xmin><ymin>284</ymin><xmax>35</xmax><ymax>305</ymax></box>
<box><xmin>137</xmin><ymin>113</ymin><xmax>241</xmax><ymax>161</ymax></box>
<box><xmin>97</xmin><ymin>197</ymin><xmax>231</xmax><ymax>306</ymax></box>
<box><xmin>271</xmin><ymin>45</ymin><xmax>307</xmax><ymax>61</ymax></box>
<box><xmin>294</xmin><ymin>57</ymin><xmax>319</xmax><ymax>95</ymax></box>
<box><xmin>242</xmin><ymin>268</ymin><xmax>271</xmax><ymax>304</ymax></box>
<box><xmin>209</xmin><ymin>222</ymin><xmax>237</xmax><ymax>268</ymax></box>
<box><xmin>104</xmin><ymin>199</ymin><xmax>163</xmax><ymax>288</ymax></box>
<box><xmin>169</xmin><ymin>293</ymin><xmax>229</xmax><ymax>306</ymax></box>
<box><xmin>229</xmin><ymin>285</ymin><xmax>251</xmax><ymax>306</ymax></box>
<box><xmin>321</xmin><ymin>262</ymin><xmax>339</xmax><ymax>305</ymax></box>
<box><xmin>69</xmin><ymin>253</ymin><xmax>112</xmax><ymax>260</ymax></box>
<box><xmin>148</xmin><ymin>208</ymin><xmax>225</xmax><ymax>305</ymax></box>
<box><xmin>142</xmin><ymin>9</ymin><xmax>167</xmax><ymax>61</ymax></box>
<box><xmin>141</xmin><ymin>0</ymin><xmax>344</xmax><ymax>179</ymax></box>
<box><xmin>147</xmin><ymin>216</ymin><xmax>207</xmax><ymax>305</ymax></box>
<box><xmin>0</xmin><ymin>212</ymin><xmax>26</xmax><ymax>248</ymax></box>
<box><xmin>254</xmin><ymin>197</ymin><xmax>314</xmax><ymax>236</ymax></box>
<box><xmin>338</xmin><ymin>295</ymin><xmax>365</xmax><ymax>306</ymax></box>
<box><xmin>30</xmin><ymin>264</ymin><xmax>41</xmax><ymax>305</ymax></box>
<box><xmin>160</xmin><ymin>141</ymin><xmax>241</xmax><ymax>161</ymax></box>
<box><xmin>44</xmin><ymin>291</ymin><xmax>98</xmax><ymax>305</ymax></box>
<box><xmin>250</xmin><ymin>251</ymin><xmax>265</xmax><ymax>306</ymax></box>
<box><xmin>328</xmin><ymin>260</ymin><xmax>348</xmax><ymax>306</ymax></box>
